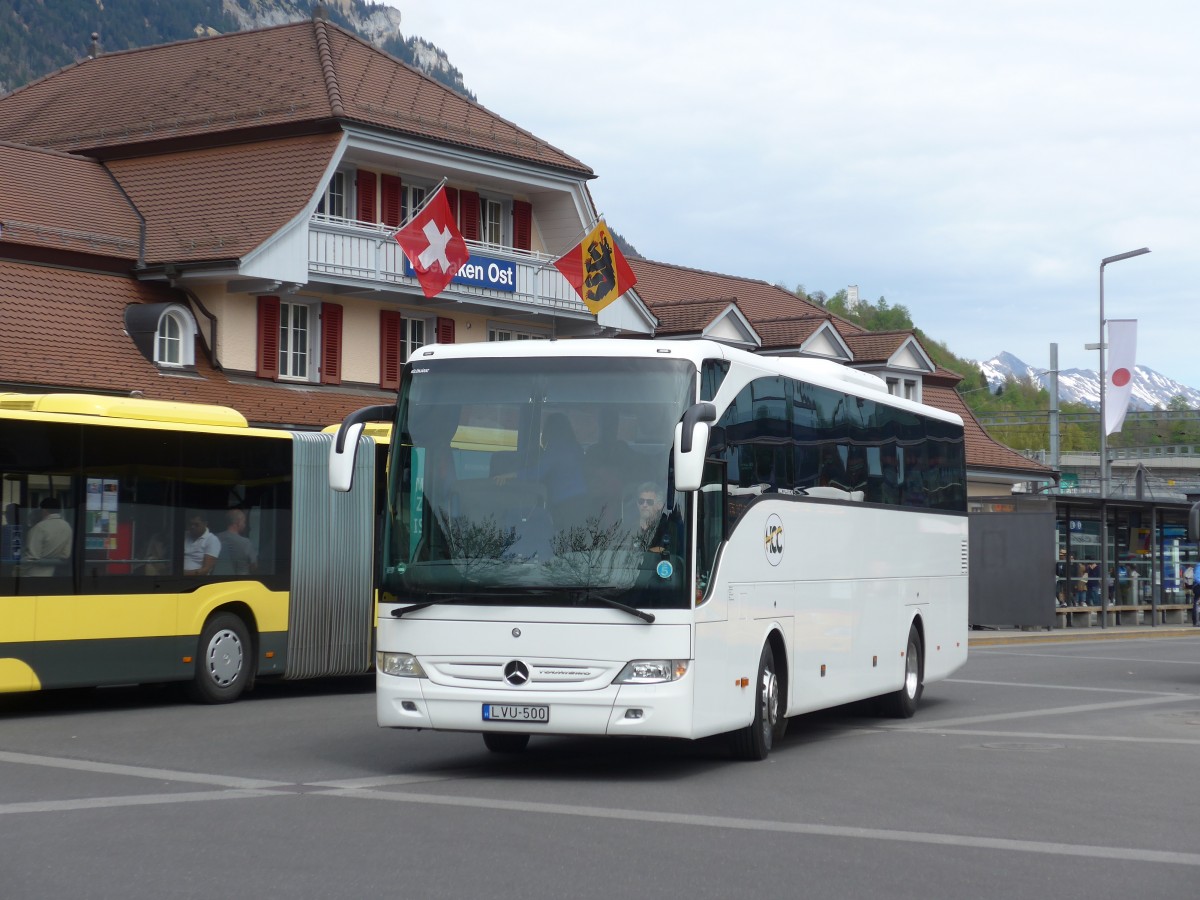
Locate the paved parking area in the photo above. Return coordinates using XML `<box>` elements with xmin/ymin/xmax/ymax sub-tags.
<box><xmin>2</xmin><ymin>632</ymin><xmax>1199</xmax><ymax>899</ymax></box>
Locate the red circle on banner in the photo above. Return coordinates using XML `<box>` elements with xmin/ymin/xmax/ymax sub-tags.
<box><xmin>1112</xmin><ymin>368</ymin><xmax>1131</xmax><ymax>387</ymax></box>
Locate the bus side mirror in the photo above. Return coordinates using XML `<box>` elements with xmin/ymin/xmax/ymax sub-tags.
<box><xmin>1190</xmin><ymin>501</ymin><xmax>1200</xmax><ymax>543</ymax></box>
<box><xmin>330</xmin><ymin>404</ymin><xmax>394</xmax><ymax>492</ymax></box>
<box><xmin>673</xmin><ymin>402</ymin><xmax>716</xmax><ymax>492</ymax></box>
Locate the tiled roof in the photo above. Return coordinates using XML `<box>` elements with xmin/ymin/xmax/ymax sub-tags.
<box><xmin>756</xmin><ymin>315</ymin><xmax>838</xmax><ymax>348</ymax></box>
<box><xmin>651</xmin><ymin>297</ymin><xmax>742</xmax><ymax>335</ymax></box>
<box><xmin>629</xmin><ymin>257</ymin><xmax>833</xmax><ymax>324</ymax></box>
<box><xmin>0</xmin><ymin>142</ymin><xmax>141</xmax><ymax>260</ymax></box>
<box><xmin>106</xmin><ymin>133</ymin><xmax>343</xmax><ymax>264</ymax></box>
<box><xmin>0</xmin><ymin>259</ymin><xmax>390</xmax><ymax>428</ymax></box>
<box><xmin>0</xmin><ymin>19</ymin><xmax>591</xmax><ymax>176</ymax></box>
<box><xmin>843</xmin><ymin>330</ymin><xmax>914</xmax><ymax>364</ymax></box>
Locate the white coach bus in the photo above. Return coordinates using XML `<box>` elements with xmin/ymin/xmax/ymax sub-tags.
<box><xmin>331</xmin><ymin>339</ymin><xmax>968</xmax><ymax>759</ymax></box>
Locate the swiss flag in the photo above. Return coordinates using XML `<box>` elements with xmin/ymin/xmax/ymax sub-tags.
<box><xmin>394</xmin><ymin>186</ymin><xmax>470</xmax><ymax>298</ymax></box>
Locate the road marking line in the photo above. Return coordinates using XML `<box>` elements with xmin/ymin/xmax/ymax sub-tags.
<box><xmin>908</xmin><ymin>728</ymin><xmax>1200</xmax><ymax>747</ymax></box>
<box><xmin>307</xmin><ymin>771</ymin><xmax>479</xmax><ymax>789</ymax></box>
<box><xmin>0</xmin><ymin>750</ymin><xmax>289</xmax><ymax>789</ymax></box>
<box><xmin>0</xmin><ymin>789</ymin><xmax>284</xmax><ymax>816</ymax></box>
<box><xmin>945</xmin><ymin>678</ymin><xmax>1183</xmax><ymax>696</ymax></box>
<box><xmin>891</xmin><ymin>694</ymin><xmax>1190</xmax><ymax>730</ymax></box>
<box><xmin>974</xmin><ymin>650</ymin><xmax>1200</xmax><ymax>665</ymax></box>
<box><xmin>319</xmin><ymin>788</ymin><xmax>1200</xmax><ymax>867</ymax></box>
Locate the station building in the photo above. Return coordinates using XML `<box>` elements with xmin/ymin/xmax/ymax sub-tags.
<box><xmin>0</xmin><ymin>13</ymin><xmax>1049</xmax><ymax>503</ymax></box>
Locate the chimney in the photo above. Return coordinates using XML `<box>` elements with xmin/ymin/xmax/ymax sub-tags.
<box><xmin>90</xmin><ymin>32</ymin><xmax>100</xmax><ymax>58</ymax></box>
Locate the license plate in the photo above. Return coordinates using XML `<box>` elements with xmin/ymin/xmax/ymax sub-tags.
<box><xmin>482</xmin><ymin>704</ymin><xmax>550</xmax><ymax>723</ymax></box>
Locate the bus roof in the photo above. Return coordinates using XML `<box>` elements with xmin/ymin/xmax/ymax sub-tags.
<box><xmin>405</xmin><ymin>339</ymin><xmax>963</xmax><ymax>427</ymax></box>
<box><xmin>0</xmin><ymin>392</ymin><xmax>249</xmax><ymax>428</ymax></box>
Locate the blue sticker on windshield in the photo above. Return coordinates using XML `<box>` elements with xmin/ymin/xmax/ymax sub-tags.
<box><xmin>656</xmin><ymin>560</ymin><xmax>673</xmax><ymax>579</ymax></box>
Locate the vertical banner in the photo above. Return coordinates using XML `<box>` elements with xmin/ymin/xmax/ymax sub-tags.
<box><xmin>1104</xmin><ymin>318</ymin><xmax>1137</xmax><ymax>436</ymax></box>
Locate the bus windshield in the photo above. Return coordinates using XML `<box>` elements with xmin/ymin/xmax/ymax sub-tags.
<box><xmin>382</xmin><ymin>355</ymin><xmax>696</xmax><ymax>610</ymax></box>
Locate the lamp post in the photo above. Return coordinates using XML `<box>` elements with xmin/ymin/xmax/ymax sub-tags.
<box><xmin>1096</xmin><ymin>247</ymin><xmax>1150</xmax><ymax>625</ymax></box>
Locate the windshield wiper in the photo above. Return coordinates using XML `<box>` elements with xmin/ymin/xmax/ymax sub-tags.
<box><xmin>388</xmin><ymin>590</ymin><xmax>554</xmax><ymax>618</ymax></box>
<box><xmin>577</xmin><ymin>591</ymin><xmax>655</xmax><ymax>624</ymax></box>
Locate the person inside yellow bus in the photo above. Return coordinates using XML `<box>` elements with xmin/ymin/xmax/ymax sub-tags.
<box><xmin>21</xmin><ymin>496</ymin><xmax>72</xmax><ymax>576</ymax></box>
<box><xmin>215</xmin><ymin>509</ymin><xmax>257</xmax><ymax>575</ymax></box>
<box><xmin>183</xmin><ymin>513</ymin><xmax>220</xmax><ymax>577</ymax></box>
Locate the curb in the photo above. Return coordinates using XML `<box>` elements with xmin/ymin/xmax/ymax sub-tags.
<box><xmin>969</xmin><ymin>627</ymin><xmax>1200</xmax><ymax>647</ymax></box>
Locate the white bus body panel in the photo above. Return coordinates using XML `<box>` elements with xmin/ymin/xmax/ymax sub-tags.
<box><xmin>693</xmin><ymin>497</ymin><xmax>968</xmax><ymax>737</ymax></box>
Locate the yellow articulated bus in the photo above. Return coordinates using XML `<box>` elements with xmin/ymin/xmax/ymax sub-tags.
<box><xmin>0</xmin><ymin>393</ymin><xmax>380</xmax><ymax>702</ymax></box>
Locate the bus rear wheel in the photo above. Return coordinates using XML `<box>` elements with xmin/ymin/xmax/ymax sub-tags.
<box><xmin>879</xmin><ymin>625</ymin><xmax>923</xmax><ymax>718</ymax></box>
<box><xmin>482</xmin><ymin>732</ymin><xmax>530</xmax><ymax>754</ymax></box>
<box><xmin>187</xmin><ymin>613</ymin><xmax>253</xmax><ymax>704</ymax></box>
<box><xmin>731</xmin><ymin>643</ymin><xmax>781</xmax><ymax>761</ymax></box>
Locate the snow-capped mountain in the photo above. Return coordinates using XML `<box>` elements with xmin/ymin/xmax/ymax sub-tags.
<box><xmin>979</xmin><ymin>351</ymin><xmax>1200</xmax><ymax>410</ymax></box>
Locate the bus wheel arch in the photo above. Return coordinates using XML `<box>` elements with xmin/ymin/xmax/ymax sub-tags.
<box><xmin>187</xmin><ymin>608</ymin><xmax>256</xmax><ymax>704</ymax></box>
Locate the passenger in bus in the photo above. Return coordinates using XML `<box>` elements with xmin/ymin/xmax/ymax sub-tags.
<box><xmin>21</xmin><ymin>496</ymin><xmax>72</xmax><ymax>576</ymax></box>
<box><xmin>183</xmin><ymin>513</ymin><xmax>221</xmax><ymax>577</ymax></box>
<box><xmin>634</xmin><ymin>482</ymin><xmax>684</xmax><ymax>557</ymax></box>
<box><xmin>495</xmin><ymin>412</ymin><xmax>586</xmax><ymax>529</ymax></box>
<box><xmin>139</xmin><ymin>533</ymin><xmax>168</xmax><ymax>576</ymax></box>
<box><xmin>215</xmin><ymin>509</ymin><xmax>258</xmax><ymax>575</ymax></box>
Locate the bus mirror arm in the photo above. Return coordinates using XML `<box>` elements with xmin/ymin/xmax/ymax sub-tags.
<box><xmin>674</xmin><ymin>403</ymin><xmax>716</xmax><ymax>493</ymax></box>
<box><xmin>330</xmin><ymin>404</ymin><xmax>394</xmax><ymax>492</ymax></box>
<box><xmin>335</xmin><ymin>404</ymin><xmax>394</xmax><ymax>454</ymax></box>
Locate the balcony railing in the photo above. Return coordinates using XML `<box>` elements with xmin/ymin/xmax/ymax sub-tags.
<box><xmin>308</xmin><ymin>215</ymin><xmax>590</xmax><ymax>315</ymax></box>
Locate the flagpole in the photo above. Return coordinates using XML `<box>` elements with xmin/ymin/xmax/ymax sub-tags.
<box><xmin>385</xmin><ymin>177</ymin><xmax>449</xmax><ymax>240</ymax></box>
<box><xmin>532</xmin><ymin>214</ymin><xmax>603</xmax><ymax>273</ymax></box>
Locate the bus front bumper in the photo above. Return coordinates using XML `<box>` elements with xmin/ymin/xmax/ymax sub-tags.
<box><xmin>377</xmin><ymin>673</ymin><xmax>695</xmax><ymax>739</ymax></box>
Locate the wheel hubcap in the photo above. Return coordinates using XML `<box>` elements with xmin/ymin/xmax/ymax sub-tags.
<box><xmin>904</xmin><ymin>643</ymin><xmax>919</xmax><ymax>697</ymax></box>
<box><xmin>206</xmin><ymin>629</ymin><xmax>243</xmax><ymax>687</ymax></box>
<box><xmin>762</xmin><ymin>666</ymin><xmax>779</xmax><ymax>731</ymax></box>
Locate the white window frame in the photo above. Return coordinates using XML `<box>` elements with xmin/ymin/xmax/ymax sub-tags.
<box><xmin>403</xmin><ymin>316</ymin><xmax>432</xmax><ymax>363</ymax></box>
<box><xmin>479</xmin><ymin>195</ymin><xmax>507</xmax><ymax>247</ymax></box>
<box><xmin>487</xmin><ymin>322</ymin><xmax>550</xmax><ymax>342</ymax></box>
<box><xmin>154</xmin><ymin>305</ymin><xmax>197</xmax><ymax>368</ymax></box>
<box><xmin>402</xmin><ymin>183</ymin><xmax>429</xmax><ymax>224</ymax></box>
<box><xmin>316</xmin><ymin>171</ymin><xmax>346</xmax><ymax>220</ymax></box>
<box><xmin>278</xmin><ymin>300</ymin><xmax>319</xmax><ymax>382</ymax></box>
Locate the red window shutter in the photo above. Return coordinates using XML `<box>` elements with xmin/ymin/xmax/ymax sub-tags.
<box><xmin>445</xmin><ymin>187</ymin><xmax>459</xmax><ymax>223</ymax></box>
<box><xmin>512</xmin><ymin>199</ymin><xmax>532</xmax><ymax>251</ymax></box>
<box><xmin>436</xmin><ymin>316</ymin><xmax>456</xmax><ymax>345</ymax></box>
<box><xmin>381</xmin><ymin>174</ymin><xmax>402</xmax><ymax>228</ymax></box>
<box><xmin>459</xmin><ymin>190</ymin><xmax>480</xmax><ymax>241</ymax></box>
<box><xmin>256</xmin><ymin>295</ymin><xmax>280</xmax><ymax>380</ymax></box>
<box><xmin>356</xmin><ymin>169</ymin><xmax>377</xmax><ymax>223</ymax></box>
<box><xmin>320</xmin><ymin>302</ymin><xmax>343</xmax><ymax>386</ymax></box>
<box><xmin>380</xmin><ymin>310</ymin><xmax>402</xmax><ymax>391</ymax></box>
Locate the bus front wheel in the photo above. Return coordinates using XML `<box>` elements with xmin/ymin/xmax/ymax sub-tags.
<box><xmin>187</xmin><ymin>613</ymin><xmax>253</xmax><ymax>704</ymax></box>
<box><xmin>482</xmin><ymin>732</ymin><xmax>530</xmax><ymax>754</ymax></box>
<box><xmin>731</xmin><ymin>643</ymin><xmax>781</xmax><ymax>761</ymax></box>
<box><xmin>878</xmin><ymin>625</ymin><xmax>923</xmax><ymax>718</ymax></box>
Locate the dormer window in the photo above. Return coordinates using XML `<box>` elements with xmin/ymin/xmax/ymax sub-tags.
<box><xmin>154</xmin><ymin>305</ymin><xmax>197</xmax><ymax>368</ymax></box>
<box><xmin>317</xmin><ymin>171</ymin><xmax>346</xmax><ymax>219</ymax></box>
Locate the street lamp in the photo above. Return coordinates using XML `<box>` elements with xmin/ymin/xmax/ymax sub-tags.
<box><xmin>1095</xmin><ymin>247</ymin><xmax>1150</xmax><ymax>624</ymax></box>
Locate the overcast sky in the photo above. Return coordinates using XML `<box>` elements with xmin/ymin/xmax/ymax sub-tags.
<box><xmin>390</xmin><ymin>1</ymin><xmax>1199</xmax><ymax>387</ymax></box>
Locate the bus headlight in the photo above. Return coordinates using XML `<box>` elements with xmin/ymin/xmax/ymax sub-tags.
<box><xmin>376</xmin><ymin>652</ymin><xmax>427</xmax><ymax>678</ymax></box>
<box><xmin>614</xmin><ymin>660</ymin><xmax>689</xmax><ymax>684</ymax></box>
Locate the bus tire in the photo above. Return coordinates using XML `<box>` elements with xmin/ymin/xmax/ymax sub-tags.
<box><xmin>482</xmin><ymin>732</ymin><xmax>530</xmax><ymax>754</ymax></box>
<box><xmin>730</xmin><ymin>642</ymin><xmax>780</xmax><ymax>761</ymax></box>
<box><xmin>187</xmin><ymin>613</ymin><xmax>253</xmax><ymax>704</ymax></box>
<box><xmin>879</xmin><ymin>625</ymin><xmax>923</xmax><ymax>718</ymax></box>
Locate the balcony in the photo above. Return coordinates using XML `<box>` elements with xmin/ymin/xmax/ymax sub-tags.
<box><xmin>307</xmin><ymin>215</ymin><xmax>591</xmax><ymax>317</ymax></box>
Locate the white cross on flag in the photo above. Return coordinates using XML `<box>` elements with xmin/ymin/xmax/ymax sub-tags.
<box><xmin>394</xmin><ymin>185</ymin><xmax>470</xmax><ymax>298</ymax></box>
